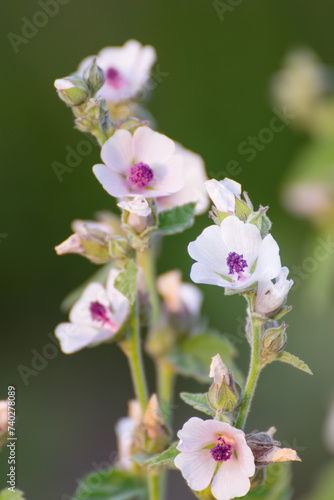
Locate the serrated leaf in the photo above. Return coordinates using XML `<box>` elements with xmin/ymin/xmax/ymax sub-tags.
<box><xmin>73</xmin><ymin>468</ymin><xmax>147</xmax><ymax>500</ymax></box>
<box><xmin>180</xmin><ymin>392</ymin><xmax>215</xmax><ymax>416</ymax></box>
<box><xmin>165</xmin><ymin>329</ymin><xmax>242</xmax><ymax>384</ymax></box>
<box><xmin>276</xmin><ymin>351</ymin><xmax>313</xmax><ymax>375</ymax></box>
<box><xmin>158</xmin><ymin>203</ymin><xmax>196</xmax><ymax>235</ymax></box>
<box><xmin>115</xmin><ymin>259</ymin><xmax>138</xmax><ymax>305</ymax></box>
<box><xmin>0</xmin><ymin>491</ymin><xmax>26</xmax><ymax>500</ymax></box>
<box><xmin>147</xmin><ymin>443</ymin><xmax>179</xmax><ymax>469</ymax></box>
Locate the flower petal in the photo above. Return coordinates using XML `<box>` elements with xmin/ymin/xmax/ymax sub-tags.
<box><xmin>101</xmin><ymin>130</ymin><xmax>133</xmax><ymax>174</ymax></box>
<box><xmin>176</xmin><ymin>417</ymin><xmax>217</xmax><ymax>452</ymax></box>
<box><xmin>174</xmin><ymin>450</ymin><xmax>216</xmax><ymax>492</ymax></box>
<box><xmin>220</xmin><ymin>216</ymin><xmax>262</xmax><ymax>269</ymax></box>
<box><xmin>55</xmin><ymin>323</ymin><xmax>113</xmax><ymax>354</ymax></box>
<box><xmin>253</xmin><ymin>234</ymin><xmax>282</xmax><ymax>283</ymax></box>
<box><xmin>93</xmin><ymin>164</ymin><xmax>129</xmax><ymax>197</ymax></box>
<box><xmin>211</xmin><ymin>456</ymin><xmax>251</xmax><ymax>500</ymax></box>
<box><xmin>150</xmin><ymin>154</ymin><xmax>185</xmax><ymax>195</ymax></box>
<box><xmin>69</xmin><ymin>282</ymin><xmax>110</xmax><ymax>328</ymax></box>
<box><xmin>132</xmin><ymin>126</ymin><xmax>175</xmax><ymax>165</ymax></box>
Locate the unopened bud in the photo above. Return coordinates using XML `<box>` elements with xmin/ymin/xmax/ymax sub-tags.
<box><xmin>208</xmin><ymin>354</ymin><xmax>240</xmax><ymax>412</ymax></box>
<box><xmin>83</xmin><ymin>58</ymin><xmax>105</xmax><ymax>95</ymax></box>
<box><xmin>54</xmin><ymin>77</ymin><xmax>89</xmax><ymax>106</ymax></box>
<box><xmin>247</xmin><ymin>206</ymin><xmax>272</xmax><ymax>237</ymax></box>
<box><xmin>142</xmin><ymin>395</ymin><xmax>170</xmax><ymax>452</ymax></box>
<box><xmin>261</xmin><ymin>324</ymin><xmax>287</xmax><ymax>361</ymax></box>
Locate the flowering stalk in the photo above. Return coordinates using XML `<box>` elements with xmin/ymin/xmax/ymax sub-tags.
<box><xmin>235</xmin><ymin>293</ymin><xmax>264</xmax><ymax>430</ymax></box>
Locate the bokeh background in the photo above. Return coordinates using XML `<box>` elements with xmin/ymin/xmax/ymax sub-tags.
<box><xmin>1</xmin><ymin>0</ymin><xmax>334</xmax><ymax>498</ymax></box>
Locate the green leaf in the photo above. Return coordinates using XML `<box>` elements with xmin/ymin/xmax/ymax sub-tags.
<box><xmin>115</xmin><ymin>259</ymin><xmax>138</xmax><ymax>305</ymax></box>
<box><xmin>61</xmin><ymin>263</ymin><xmax>113</xmax><ymax>312</ymax></box>
<box><xmin>180</xmin><ymin>392</ymin><xmax>215</xmax><ymax>416</ymax></box>
<box><xmin>73</xmin><ymin>468</ymin><xmax>147</xmax><ymax>500</ymax></box>
<box><xmin>165</xmin><ymin>329</ymin><xmax>242</xmax><ymax>384</ymax></box>
<box><xmin>158</xmin><ymin>203</ymin><xmax>196</xmax><ymax>235</ymax></box>
<box><xmin>147</xmin><ymin>442</ymin><xmax>179</xmax><ymax>469</ymax></box>
<box><xmin>244</xmin><ymin>463</ymin><xmax>293</xmax><ymax>500</ymax></box>
<box><xmin>301</xmin><ymin>460</ymin><xmax>334</xmax><ymax>500</ymax></box>
<box><xmin>0</xmin><ymin>491</ymin><xmax>26</xmax><ymax>500</ymax></box>
<box><xmin>276</xmin><ymin>351</ymin><xmax>313</xmax><ymax>375</ymax></box>
<box><xmin>235</xmin><ymin>197</ymin><xmax>252</xmax><ymax>221</ymax></box>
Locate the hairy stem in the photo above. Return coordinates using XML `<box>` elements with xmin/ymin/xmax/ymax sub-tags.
<box><xmin>235</xmin><ymin>295</ymin><xmax>263</xmax><ymax>430</ymax></box>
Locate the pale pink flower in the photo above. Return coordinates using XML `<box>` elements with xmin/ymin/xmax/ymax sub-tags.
<box><xmin>77</xmin><ymin>40</ymin><xmax>156</xmax><ymax>103</ymax></box>
<box><xmin>157</xmin><ymin>270</ymin><xmax>203</xmax><ymax>316</ymax></box>
<box><xmin>157</xmin><ymin>144</ymin><xmax>209</xmax><ymax>215</ymax></box>
<box><xmin>188</xmin><ymin>216</ymin><xmax>281</xmax><ymax>291</ymax></box>
<box><xmin>93</xmin><ymin>126</ymin><xmax>184</xmax><ymax>199</ymax></box>
<box><xmin>55</xmin><ymin>269</ymin><xmax>129</xmax><ymax>354</ymax></box>
<box><xmin>115</xmin><ymin>400</ymin><xmax>142</xmax><ymax>470</ymax></box>
<box><xmin>175</xmin><ymin>417</ymin><xmax>255</xmax><ymax>500</ymax></box>
<box><xmin>117</xmin><ymin>196</ymin><xmax>151</xmax><ymax>217</ymax></box>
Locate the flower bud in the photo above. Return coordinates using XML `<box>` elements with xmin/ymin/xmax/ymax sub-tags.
<box><xmin>247</xmin><ymin>428</ymin><xmax>301</xmax><ymax>465</ymax></box>
<box><xmin>83</xmin><ymin>58</ymin><xmax>105</xmax><ymax>95</ymax></box>
<box><xmin>247</xmin><ymin>206</ymin><xmax>272</xmax><ymax>237</ymax></box>
<box><xmin>261</xmin><ymin>323</ymin><xmax>287</xmax><ymax>362</ymax></box>
<box><xmin>142</xmin><ymin>395</ymin><xmax>170</xmax><ymax>453</ymax></box>
<box><xmin>54</xmin><ymin>77</ymin><xmax>89</xmax><ymax>106</ymax></box>
<box><xmin>208</xmin><ymin>354</ymin><xmax>240</xmax><ymax>412</ymax></box>
<box><xmin>255</xmin><ymin>267</ymin><xmax>293</xmax><ymax>318</ymax></box>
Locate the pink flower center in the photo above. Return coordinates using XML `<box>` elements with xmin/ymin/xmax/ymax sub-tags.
<box><xmin>227</xmin><ymin>252</ymin><xmax>247</xmax><ymax>280</ymax></box>
<box><xmin>89</xmin><ymin>301</ymin><xmax>117</xmax><ymax>330</ymax></box>
<box><xmin>105</xmin><ymin>67</ymin><xmax>126</xmax><ymax>89</ymax></box>
<box><xmin>128</xmin><ymin>162</ymin><xmax>154</xmax><ymax>189</ymax></box>
<box><xmin>210</xmin><ymin>437</ymin><xmax>232</xmax><ymax>462</ymax></box>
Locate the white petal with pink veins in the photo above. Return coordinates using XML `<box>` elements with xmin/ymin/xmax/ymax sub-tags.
<box><xmin>174</xmin><ymin>449</ymin><xmax>216</xmax><ymax>492</ymax></box>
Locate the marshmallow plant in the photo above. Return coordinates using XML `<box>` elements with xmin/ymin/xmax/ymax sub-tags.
<box><xmin>50</xmin><ymin>41</ymin><xmax>312</xmax><ymax>500</ymax></box>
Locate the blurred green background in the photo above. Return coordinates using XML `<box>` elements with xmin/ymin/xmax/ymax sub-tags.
<box><xmin>1</xmin><ymin>0</ymin><xmax>334</xmax><ymax>498</ymax></box>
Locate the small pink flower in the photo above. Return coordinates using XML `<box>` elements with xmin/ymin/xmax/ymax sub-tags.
<box><xmin>77</xmin><ymin>40</ymin><xmax>156</xmax><ymax>103</ymax></box>
<box><xmin>93</xmin><ymin>126</ymin><xmax>184</xmax><ymax>199</ymax></box>
<box><xmin>175</xmin><ymin>417</ymin><xmax>255</xmax><ymax>500</ymax></box>
<box><xmin>55</xmin><ymin>269</ymin><xmax>129</xmax><ymax>354</ymax></box>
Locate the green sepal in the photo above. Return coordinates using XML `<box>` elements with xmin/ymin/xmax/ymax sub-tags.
<box><xmin>116</xmin><ymin>117</ymin><xmax>149</xmax><ymax>133</ymax></box>
<box><xmin>271</xmin><ymin>306</ymin><xmax>293</xmax><ymax>321</ymax></box>
<box><xmin>83</xmin><ymin>58</ymin><xmax>105</xmax><ymax>95</ymax></box>
<box><xmin>157</xmin><ymin>203</ymin><xmax>196</xmax><ymax>235</ymax></box>
<box><xmin>261</xmin><ymin>324</ymin><xmax>287</xmax><ymax>363</ymax></box>
<box><xmin>146</xmin><ymin>442</ymin><xmax>179</xmax><ymax>470</ymax></box>
<box><xmin>80</xmin><ymin>237</ymin><xmax>111</xmax><ymax>264</ymax></box>
<box><xmin>0</xmin><ymin>491</ymin><xmax>26</xmax><ymax>500</ymax></box>
<box><xmin>115</xmin><ymin>259</ymin><xmax>138</xmax><ymax>305</ymax></box>
<box><xmin>72</xmin><ymin>468</ymin><xmax>147</xmax><ymax>500</ymax></box>
<box><xmin>180</xmin><ymin>392</ymin><xmax>215</xmax><ymax>416</ymax></box>
<box><xmin>276</xmin><ymin>351</ymin><xmax>313</xmax><ymax>375</ymax></box>
<box><xmin>235</xmin><ymin>196</ymin><xmax>252</xmax><ymax>221</ymax></box>
<box><xmin>247</xmin><ymin>206</ymin><xmax>272</xmax><ymax>237</ymax></box>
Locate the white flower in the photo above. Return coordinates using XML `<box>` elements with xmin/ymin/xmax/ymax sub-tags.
<box><xmin>117</xmin><ymin>196</ymin><xmax>151</xmax><ymax>217</ymax></box>
<box><xmin>205</xmin><ymin>178</ymin><xmax>242</xmax><ymax>214</ymax></box>
<box><xmin>115</xmin><ymin>400</ymin><xmax>142</xmax><ymax>470</ymax></box>
<box><xmin>55</xmin><ymin>269</ymin><xmax>129</xmax><ymax>354</ymax></box>
<box><xmin>0</xmin><ymin>401</ymin><xmax>8</xmax><ymax>435</ymax></box>
<box><xmin>188</xmin><ymin>216</ymin><xmax>281</xmax><ymax>291</ymax></box>
<box><xmin>157</xmin><ymin>270</ymin><xmax>203</xmax><ymax>316</ymax></box>
<box><xmin>77</xmin><ymin>40</ymin><xmax>156</xmax><ymax>103</ymax></box>
<box><xmin>157</xmin><ymin>144</ymin><xmax>209</xmax><ymax>215</ymax></box>
<box><xmin>54</xmin><ymin>78</ymin><xmax>76</xmax><ymax>90</ymax></box>
<box><xmin>93</xmin><ymin>126</ymin><xmax>184</xmax><ymax>199</ymax></box>
<box><xmin>175</xmin><ymin>417</ymin><xmax>255</xmax><ymax>500</ymax></box>
<box><xmin>255</xmin><ymin>267</ymin><xmax>293</xmax><ymax>316</ymax></box>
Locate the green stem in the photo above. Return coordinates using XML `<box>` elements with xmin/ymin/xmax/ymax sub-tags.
<box><xmin>137</xmin><ymin>245</ymin><xmax>160</xmax><ymax>324</ymax></box>
<box><xmin>157</xmin><ymin>361</ymin><xmax>175</xmax><ymax>426</ymax></box>
<box><xmin>235</xmin><ymin>297</ymin><xmax>263</xmax><ymax>430</ymax></box>
<box><xmin>124</xmin><ymin>295</ymin><xmax>148</xmax><ymax>413</ymax></box>
<box><xmin>148</xmin><ymin>473</ymin><xmax>160</xmax><ymax>500</ymax></box>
